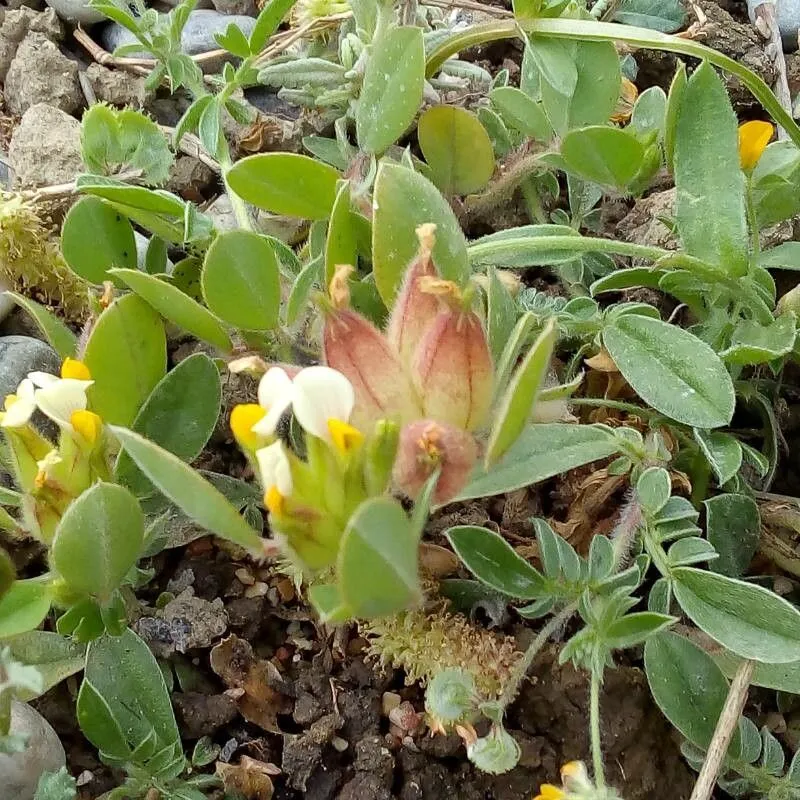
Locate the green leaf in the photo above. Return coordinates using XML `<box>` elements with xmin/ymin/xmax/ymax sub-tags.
<box><xmin>447</xmin><ymin>525</ymin><xmax>544</xmax><ymax>599</ymax></box>
<box><xmin>62</xmin><ymin>197</ymin><xmax>137</xmax><ymax>284</ymax></box>
<box><xmin>636</xmin><ymin>466</ymin><xmax>671</xmax><ymax>515</ymax></box>
<box><xmin>201</xmin><ymin>230</ymin><xmax>281</xmax><ymax>331</ymax></box>
<box><xmin>356</xmin><ymin>26</ymin><xmax>424</xmax><ymax>155</ymax></box>
<box><xmin>308</xmin><ymin>583</ymin><xmax>353</xmax><ymax>623</ymax></box>
<box><xmin>250</xmin><ymin>0</ymin><xmax>296</xmax><ymax>51</ymax></box>
<box><xmin>51</xmin><ymin>483</ymin><xmax>143</xmax><ymax>601</ymax></box>
<box><xmin>644</xmin><ymin>631</ymin><xmax>740</xmax><ymax>754</ymax></box>
<box><xmin>694</xmin><ymin>430</ymin><xmax>742</xmax><ymax>486</ymax></box>
<box><xmin>286</xmin><ymin>255</ymin><xmax>323</xmax><ymax>326</ymax></box>
<box><xmin>226</xmin><ymin>153</ymin><xmax>340</xmax><ymax>219</ymax></box>
<box><xmin>468</xmin><ymin>224</ymin><xmax>582</xmax><ymax>269</ymax></box>
<box><xmin>325</xmin><ymin>181</ymin><xmax>358</xmax><ymax>285</ymax></box>
<box><xmin>83</xmin><ymin>294</ymin><xmax>167</xmax><ymax>426</ymax></box>
<box><xmin>705</xmin><ymin>493</ymin><xmax>760</xmax><ymax>578</ymax></box>
<box><xmin>526</xmin><ymin>36</ymin><xmax>577</xmax><ymax>96</ymax></box>
<box><xmin>338</xmin><ymin>497</ymin><xmax>421</xmax><ymax>618</ymax></box>
<box><xmin>0</xmin><ymin>580</ymin><xmax>52</xmax><ymax>638</ymax></box>
<box><xmin>674</xmin><ymin>62</ymin><xmax>748</xmax><ymax>276</ymax></box>
<box><xmin>602</xmin><ymin>314</ymin><xmax>735</xmax><ymax>428</ymax></box>
<box><xmin>489</xmin><ymin>87</ymin><xmax>552</xmax><ymax>142</ymax></box>
<box><xmin>486</xmin><ymin>319</ymin><xmax>556</xmax><ymax>467</ymax></box>
<box><xmin>5</xmin><ymin>632</ymin><xmax>85</xmax><ymax>700</ymax></box>
<box><xmin>629</xmin><ymin>86</ymin><xmax>668</xmax><ymax>138</ymax></box>
<box><xmin>5</xmin><ymin>293</ymin><xmax>76</xmax><ymax>359</ymax></box>
<box><xmin>611</xmin><ymin>0</ymin><xmax>685</xmax><ymax>32</ymax></box>
<box><xmin>417</xmin><ymin>106</ymin><xmax>494</xmax><ymax>196</ymax></box>
<box><xmin>667</xmin><ymin>537</ymin><xmax>718</xmax><ymax>567</ymax></box>
<box><xmin>372</xmin><ymin>162</ymin><xmax>469</xmax><ymax>304</ymax></box>
<box><xmin>110</xmin><ymin>269</ymin><xmax>232</xmax><ymax>352</ymax></box>
<box><xmin>664</xmin><ymin>62</ymin><xmax>687</xmax><ymax>173</ymax></box>
<box><xmin>144</xmin><ymin>236</ymin><xmax>168</xmax><ymax>275</ymax></box>
<box><xmin>486</xmin><ymin>268</ymin><xmax>518</xmax><ymax>365</ymax></box>
<box><xmin>453</xmin><ymin>423</ymin><xmax>620</xmax><ymax>502</ymax></box>
<box><xmin>752</xmin><ymin>142</ymin><xmax>800</xmax><ymax>227</ymax></box>
<box><xmin>110</xmin><ymin>427</ymin><xmax>263</xmax><ymax>554</ymax></box>
<box><xmin>115</xmin><ymin>353</ymin><xmax>221</xmax><ymax>496</ymax></box>
<box><xmin>720</xmin><ymin>314</ymin><xmax>797</xmax><ymax>365</ymax></box>
<box><xmin>673</xmin><ymin>567</ymin><xmax>800</xmax><ymax>663</ymax></box>
<box><xmin>605</xmin><ymin>612</ymin><xmax>674</xmax><ymax>650</ymax></box>
<box><xmin>590</xmin><ymin>267</ymin><xmax>667</xmax><ymax>296</ymax></box>
<box><xmin>80</xmin><ymin>629</ymin><xmax>181</xmax><ymax>765</ymax></box>
<box><xmin>561</xmin><ymin>126</ymin><xmax>645</xmax><ymax>190</ymax></box>
<box><xmin>715</xmin><ymin>651</ymin><xmax>800</xmax><ymax>695</ymax></box>
<box><xmin>760</xmin><ymin>242</ymin><xmax>800</xmax><ymax>269</ymax></box>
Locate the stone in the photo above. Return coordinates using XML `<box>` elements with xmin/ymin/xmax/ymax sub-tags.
<box><xmin>0</xmin><ymin>278</ymin><xmax>15</xmax><ymax>323</ymax></box>
<box><xmin>0</xmin><ymin>336</ymin><xmax>60</xmax><ymax>401</ymax></box>
<box><xmin>0</xmin><ymin>702</ymin><xmax>66</xmax><ymax>800</ymax></box>
<box><xmin>44</xmin><ymin>0</ymin><xmax>105</xmax><ymax>25</ymax></box>
<box><xmin>5</xmin><ymin>32</ymin><xmax>82</xmax><ymax>115</ymax></box>
<box><xmin>99</xmin><ymin>9</ymin><xmax>256</xmax><ymax>57</ymax></box>
<box><xmin>85</xmin><ymin>63</ymin><xmax>149</xmax><ymax>107</ymax></box>
<box><xmin>0</xmin><ymin>7</ymin><xmax>62</xmax><ymax>82</ymax></box>
<box><xmin>134</xmin><ymin>231</ymin><xmax>173</xmax><ymax>271</ymax></box>
<box><xmin>748</xmin><ymin>0</ymin><xmax>800</xmax><ymax>51</ymax></box>
<box><xmin>211</xmin><ymin>0</ymin><xmax>257</xmax><ymax>17</ymax></box>
<box><xmin>166</xmin><ymin>155</ymin><xmax>216</xmax><ymax>201</ymax></box>
<box><xmin>9</xmin><ymin>103</ymin><xmax>83</xmax><ymax>187</ymax></box>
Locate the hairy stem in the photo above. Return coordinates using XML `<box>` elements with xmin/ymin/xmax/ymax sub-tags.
<box><xmin>689</xmin><ymin>659</ymin><xmax>755</xmax><ymax>800</ymax></box>
<box><xmin>425</xmin><ymin>18</ymin><xmax>800</xmax><ymax>148</ymax></box>
<box><xmin>590</xmin><ymin>667</ymin><xmax>606</xmax><ymax>789</ymax></box>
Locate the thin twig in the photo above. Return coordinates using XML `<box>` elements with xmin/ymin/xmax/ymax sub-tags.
<box><xmin>689</xmin><ymin>659</ymin><xmax>755</xmax><ymax>800</ymax></box>
<box><xmin>13</xmin><ymin>169</ymin><xmax>143</xmax><ymax>201</ymax></box>
<box><xmin>157</xmin><ymin>124</ymin><xmax>221</xmax><ymax>172</ymax></box>
<box><xmin>752</xmin><ymin>1</ymin><xmax>793</xmax><ymax>142</ymax></box>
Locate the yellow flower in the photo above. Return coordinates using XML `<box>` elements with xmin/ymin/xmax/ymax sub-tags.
<box><xmin>739</xmin><ymin>120</ymin><xmax>774</xmax><ymax>171</ymax></box>
<box><xmin>230</xmin><ymin>403</ymin><xmax>267</xmax><ymax>450</ymax></box>
<box><xmin>534</xmin><ymin>785</ymin><xmax>565</xmax><ymax>800</ymax></box>
<box><xmin>60</xmin><ymin>358</ymin><xmax>91</xmax><ymax>381</ymax></box>
<box><xmin>70</xmin><ymin>409</ymin><xmax>103</xmax><ymax>445</ymax></box>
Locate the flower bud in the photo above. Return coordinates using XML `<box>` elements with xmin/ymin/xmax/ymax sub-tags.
<box><xmin>385</xmin><ymin>223</ymin><xmax>441</xmax><ymax>369</ymax></box>
<box><xmin>393</xmin><ymin>420</ymin><xmax>478</xmax><ymax>505</ymax></box>
<box><xmin>425</xmin><ymin>669</ymin><xmax>478</xmax><ymax>730</ymax></box>
<box><xmin>323</xmin><ymin>306</ymin><xmax>421</xmax><ymax>430</ymax></box>
<box><xmin>412</xmin><ymin>294</ymin><xmax>493</xmax><ymax>431</ymax></box>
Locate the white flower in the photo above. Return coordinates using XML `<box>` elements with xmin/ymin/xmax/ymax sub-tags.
<box><xmin>292</xmin><ymin>366</ymin><xmax>357</xmax><ymax>449</ymax></box>
<box><xmin>29</xmin><ymin>372</ymin><xmax>93</xmax><ymax>431</ymax></box>
<box><xmin>251</xmin><ymin>367</ymin><xmax>295</xmax><ymax>438</ymax></box>
<box><xmin>1</xmin><ymin>378</ymin><xmax>37</xmax><ymax>428</ymax></box>
<box><xmin>256</xmin><ymin>441</ymin><xmax>293</xmax><ymax>515</ymax></box>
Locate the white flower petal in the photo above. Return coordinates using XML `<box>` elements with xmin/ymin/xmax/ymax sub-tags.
<box><xmin>35</xmin><ymin>379</ymin><xmax>91</xmax><ymax>429</ymax></box>
<box><xmin>253</xmin><ymin>368</ymin><xmax>294</xmax><ymax>437</ymax></box>
<box><xmin>27</xmin><ymin>372</ymin><xmax>59</xmax><ymax>388</ymax></box>
<box><xmin>292</xmin><ymin>366</ymin><xmax>355</xmax><ymax>443</ymax></box>
<box><xmin>256</xmin><ymin>441</ymin><xmax>293</xmax><ymax>496</ymax></box>
<box><xmin>1</xmin><ymin>379</ymin><xmax>37</xmax><ymax>428</ymax></box>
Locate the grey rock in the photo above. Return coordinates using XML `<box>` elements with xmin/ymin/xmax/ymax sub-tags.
<box><xmin>0</xmin><ymin>279</ymin><xmax>14</xmax><ymax>323</ymax></box>
<box><xmin>211</xmin><ymin>0</ymin><xmax>257</xmax><ymax>17</ymax></box>
<box><xmin>134</xmin><ymin>231</ymin><xmax>173</xmax><ymax>271</ymax></box>
<box><xmin>0</xmin><ymin>702</ymin><xmax>66</xmax><ymax>800</ymax></box>
<box><xmin>44</xmin><ymin>0</ymin><xmax>105</xmax><ymax>25</ymax></box>
<box><xmin>166</xmin><ymin>154</ymin><xmax>216</xmax><ymax>200</ymax></box>
<box><xmin>85</xmin><ymin>62</ymin><xmax>150</xmax><ymax>107</ymax></box>
<box><xmin>748</xmin><ymin>0</ymin><xmax>800</xmax><ymax>50</ymax></box>
<box><xmin>9</xmin><ymin>103</ymin><xmax>83</xmax><ymax>187</ymax></box>
<box><xmin>5</xmin><ymin>0</ymin><xmax>47</xmax><ymax>10</ymax></box>
<box><xmin>0</xmin><ymin>7</ymin><xmax>62</xmax><ymax>82</ymax></box>
<box><xmin>0</xmin><ymin>336</ymin><xmax>60</xmax><ymax>406</ymax></box>
<box><xmin>5</xmin><ymin>32</ymin><xmax>82</xmax><ymax>115</ymax></box>
<box><xmin>100</xmin><ymin>9</ymin><xmax>256</xmax><ymax>56</ymax></box>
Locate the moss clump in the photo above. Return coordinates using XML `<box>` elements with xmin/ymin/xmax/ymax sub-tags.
<box><xmin>0</xmin><ymin>195</ymin><xmax>91</xmax><ymax>323</ymax></box>
<box><xmin>362</xmin><ymin>606</ymin><xmax>522</xmax><ymax>700</ymax></box>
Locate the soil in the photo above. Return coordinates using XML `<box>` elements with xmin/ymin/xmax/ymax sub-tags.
<box><xmin>3</xmin><ymin>0</ymin><xmax>799</xmax><ymax>798</ymax></box>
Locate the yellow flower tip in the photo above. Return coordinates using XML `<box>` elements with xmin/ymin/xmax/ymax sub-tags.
<box><xmin>560</xmin><ymin>762</ymin><xmax>583</xmax><ymax>780</ymax></box>
<box><xmin>230</xmin><ymin>404</ymin><xmax>266</xmax><ymax>449</ymax></box>
<box><xmin>328</xmin><ymin>417</ymin><xmax>364</xmax><ymax>455</ymax></box>
<box><xmin>60</xmin><ymin>358</ymin><xmax>91</xmax><ymax>381</ymax></box>
<box><xmin>264</xmin><ymin>485</ymin><xmax>285</xmax><ymax>516</ymax></box>
<box><xmin>70</xmin><ymin>410</ymin><xmax>103</xmax><ymax>444</ymax></box>
<box><xmin>739</xmin><ymin>120</ymin><xmax>774</xmax><ymax>170</ymax></box>
<box><xmin>3</xmin><ymin>393</ymin><xmax>18</xmax><ymax>411</ymax></box>
<box><xmin>534</xmin><ymin>785</ymin><xmax>565</xmax><ymax>800</ymax></box>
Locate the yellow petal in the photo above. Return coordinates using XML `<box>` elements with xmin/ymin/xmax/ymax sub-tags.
<box><xmin>327</xmin><ymin>417</ymin><xmax>363</xmax><ymax>454</ymax></box>
<box><xmin>739</xmin><ymin>120</ymin><xmax>774</xmax><ymax>170</ymax></box>
<box><xmin>534</xmin><ymin>785</ymin><xmax>565</xmax><ymax>800</ymax></box>
<box><xmin>265</xmin><ymin>485</ymin><xmax>285</xmax><ymax>516</ymax></box>
<box><xmin>60</xmin><ymin>358</ymin><xmax>92</xmax><ymax>381</ymax></box>
<box><xmin>230</xmin><ymin>404</ymin><xmax>266</xmax><ymax>450</ymax></box>
<box><xmin>4</xmin><ymin>394</ymin><xmax>18</xmax><ymax>411</ymax></box>
<box><xmin>70</xmin><ymin>410</ymin><xmax>103</xmax><ymax>444</ymax></box>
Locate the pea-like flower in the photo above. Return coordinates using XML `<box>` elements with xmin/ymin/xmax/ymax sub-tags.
<box><xmin>256</xmin><ymin>440</ymin><xmax>294</xmax><ymax>516</ymax></box>
<box><xmin>739</xmin><ymin>120</ymin><xmax>774</xmax><ymax>171</ymax></box>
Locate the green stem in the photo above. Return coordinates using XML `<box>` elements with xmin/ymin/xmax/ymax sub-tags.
<box><xmin>745</xmin><ymin>175</ymin><xmax>760</xmax><ymax>268</ymax></box>
<box><xmin>425</xmin><ymin>18</ymin><xmax>800</xmax><ymax>149</ymax></box>
<box><xmin>498</xmin><ymin>602</ymin><xmax>577</xmax><ymax>711</ymax></box>
<box><xmin>521</xmin><ymin>178</ymin><xmax>548</xmax><ymax>224</ymax></box>
<box><xmin>590</xmin><ymin>667</ymin><xmax>606</xmax><ymax>789</ymax></box>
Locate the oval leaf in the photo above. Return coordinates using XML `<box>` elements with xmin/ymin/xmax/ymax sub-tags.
<box><xmin>62</xmin><ymin>196</ymin><xmax>137</xmax><ymax>284</ymax></box>
<box><xmin>325</xmin><ymin>181</ymin><xmax>358</xmax><ymax>285</ymax></box>
<box><xmin>561</xmin><ymin>126</ymin><xmax>645</xmax><ymax>189</ymax></box>
<box><xmin>673</xmin><ymin>567</ymin><xmax>800</xmax><ymax>663</ymax></box>
<box><xmin>202</xmin><ymin>230</ymin><xmax>281</xmax><ymax>330</ymax></box>
<box><xmin>6</xmin><ymin>292</ymin><xmax>77</xmax><ymax>359</ymax></box>
<box><xmin>0</xmin><ymin>580</ymin><xmax>52</xmax><ymax>638</ymax></box>
<box><xmin>602</xmin><ymin>314</ymin><xmax>735</xmax><ymax>428</ymax></box>
<box><xmin>51</xmin><ymin>482</ymin><xmax>144</xmax><ymax>600</ymax></box>
<box><xmin>110</xmin><ymin>269</ymin><xmax>232</xmax><ymax>352</ymax></box>
<box><xmin>110</xmin><ymin>426</ymin><xmax>263</xmax><ymax>554</ymax></box>
<box><xmin>226</xmin><ymin>153</ymin><xmax>340</xmax><ymax>219</ymax></box>
<box><xmin>83</xmin><ymin>294</ymin><xmax>167</xmax><ymax>426</ymax></box>
<box><xmin>356</xmin><ymin>25</ymin><xmax>424</xmax><ymax>155</ymax></box>
<box><xmin>372</xmin><ymin>162</ymin><xmax>468</xmax><ymax>304</ymax></box>
<box><xmin>418</xmin><ymin>106</ymin><xmax>495</xmax><ymax>195</ymax></box>
<box><xmin>490</xmin><ymin>86</ymin><xmax>553</xmax><ymax>142</ymax></box>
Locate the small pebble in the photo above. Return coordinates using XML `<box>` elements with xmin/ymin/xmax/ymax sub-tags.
<box><xmin>332</xmin><ymin>736</ymin><xmax>349</xmax><ymax>752</ymax></box>
<box><xmin>382</xmin><ymin>692</ymin><xmax>402</xmax><ymax>717</ymax></box>
<box><xmin>43</xmin><ymin>0</ymin><xmax>105</xmax><ymax>25</ymax></box>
